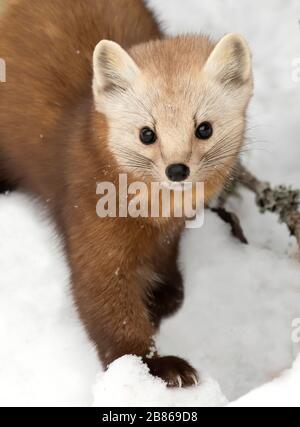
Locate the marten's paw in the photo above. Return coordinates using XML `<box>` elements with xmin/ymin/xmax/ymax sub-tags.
<box><xmin>145</xmin><ymin>356</ymin><xmax>199</xmax><ymax>388</ymax></box>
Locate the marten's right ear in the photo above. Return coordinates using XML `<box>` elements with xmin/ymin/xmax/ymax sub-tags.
<box><xmin>93</xmin><ymin>40</ymin><xmax>140</xmax><ymax>97</ymax></box>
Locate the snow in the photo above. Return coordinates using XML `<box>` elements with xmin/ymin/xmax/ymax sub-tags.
<box><xmin>0</xmin><ymin>193</ymin><xmax>99</xmax><ymax>406</ymax></box>
<box><xmin>230</xmin><ymin>355</ymin><xmax>300</xmax><ymax>407</ymax></box>
<box><xmin>158</xmin><ymin>211</ymin><xmax>300</xmax><ymax>402</ymax></box>
<box><xmin>0</xmin><ymin>0</ymin><xmax>300</xmax><ymax>407</ymax></box>
<box><xmin>92</xmin><ymin>356</ymin><xmax>227</xmax><ymax>407</ymax></box>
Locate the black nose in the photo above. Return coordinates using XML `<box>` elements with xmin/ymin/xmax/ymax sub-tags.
<box><xmin>166</xmin><ymin>164</ymin><xmax>190</xmax><ymax>182</ymax></box>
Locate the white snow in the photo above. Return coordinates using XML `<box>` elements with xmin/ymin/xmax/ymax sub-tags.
<box><xmin>0</xmin><ymin>0</ymin><xmax>300</xmax><ymax>407</ymax></box>
<box><xmin>230</xmin><ymin>355</ymin><xmax>300</xmax><ymax>407</ymax></box>
<box><xmin>0</xmin><ymin>193</ymin><xmax>99</xmax><ymax>407</ymax></box>
<box><xmin>92</xmin><ymin>356</ymin><xmax>227</xmax><ymax>407</ymax></box>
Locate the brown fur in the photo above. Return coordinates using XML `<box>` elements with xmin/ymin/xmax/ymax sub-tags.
<box><xmin>0</xmin><ymin>0</ymin><xmax>252</xmax><ymax>387</ymax></box>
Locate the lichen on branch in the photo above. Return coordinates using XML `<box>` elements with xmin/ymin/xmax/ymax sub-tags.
<box><xmin>237</xmin><ymin>164</ymin><xmax>300</xmax><ymax>247</ymax></box>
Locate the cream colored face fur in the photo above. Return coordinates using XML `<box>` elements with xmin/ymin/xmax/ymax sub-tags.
<box><xmin>93</xmin><ymin>35</ymin><xmax>253</xmax><ymax>193</ymax></box>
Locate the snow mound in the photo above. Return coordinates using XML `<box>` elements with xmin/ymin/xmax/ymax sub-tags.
<box><xmin>0</xmin><ymin>193</ymin><xmax>99</xmax><ymax>407</ymax></box>
<box><xmin>92</xmin><ymin>356</ymin><xmax>227</xmax><ymax>407</ymax></box>
<box><xmin>231</xmin><ymin>356</ymin><xmax>300</xmax><ymax>407</ymax></box>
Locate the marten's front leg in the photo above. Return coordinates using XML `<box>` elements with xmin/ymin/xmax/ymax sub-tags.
<box><xmin>67</xmin><ymin>220</ymin><xmax>198</xmax><ymax>388</ymax></box>
<box><xmin>148</xmin><ymin>236</ymin><xmax>184</xmax><ymax>329</ymax></box>
<box><xmin>148</xmin><ymin>264</ymin><xmax>184</xmax><ymax>330</ymax></box>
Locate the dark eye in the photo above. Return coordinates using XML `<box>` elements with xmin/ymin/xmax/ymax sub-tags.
<box><xmin>196</xmin><ymin>122</ymin><xmax>213</xmax><ymax>140</ymax></box>
<box><xmin>140</xmin><ymin>127</ymin><xmax>157</xmax><ymax>145</ymax></box>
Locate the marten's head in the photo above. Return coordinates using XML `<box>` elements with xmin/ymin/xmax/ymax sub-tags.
<box><xmin>92</xmin><ymin>35</ymin><xmax>253</xmax><ymax>201</ymax></box>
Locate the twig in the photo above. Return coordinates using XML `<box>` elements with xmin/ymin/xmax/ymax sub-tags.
<box><xmin>237</xmin><ymin>164</ymin><xmax>300</xmax><ymax>251</ymax></box>
<box><xmin>212</xmin><ymin>207</ymin><xmax>248</xmax><ymax>244</ymax></box>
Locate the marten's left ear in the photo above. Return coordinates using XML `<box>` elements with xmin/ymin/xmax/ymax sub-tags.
<box><xmin>93</xmin><ymin>40</ymin><xmax>140</xmax><ymax>96</ymax></box>
<box><xmin>203</xmin><ymin>34</ymin><xmax>252</xmax><ymax>87</ymax></box>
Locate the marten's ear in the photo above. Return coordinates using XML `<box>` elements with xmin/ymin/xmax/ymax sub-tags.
<box><xmin>203</xmin><ymin>34</ymin><xmax>252</xmax><ymax>87</ymax></box>
<box><xmin>93</xmin><ymin>40</ymin><xmax>140</xmax><ymax>95</ymax></box>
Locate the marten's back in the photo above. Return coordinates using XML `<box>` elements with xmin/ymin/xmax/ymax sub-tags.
<box><xmin>0</xmin><ymin>0</ymin><xmax>160</xmax><ymax>191</ymax></box>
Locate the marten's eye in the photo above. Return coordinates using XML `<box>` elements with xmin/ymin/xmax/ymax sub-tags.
<box><xmin>196</xmin><ymin>122</ymin><xmax>213</xmax><ymax>140</ymax></box>
<box><xmin>140</xmin><ymin>127</ymin><xmax>157</xmax><ymax>145</ymax></box>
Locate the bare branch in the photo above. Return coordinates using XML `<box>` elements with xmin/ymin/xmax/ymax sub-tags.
<box><xmin>212</xmin><ymin>207</ymin><xmax>248</xmax><ymax>244</ymax></box>
<box><xmin>237</xmin><ymin>163</ymin><xmax>300</xmax><ymax>251</ymax></box>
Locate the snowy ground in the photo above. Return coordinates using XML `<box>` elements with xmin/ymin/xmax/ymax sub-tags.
<box><xmin>0</xmin><ymin>0</ymin><xmax>300</xmax><ymax>407</ymax></box>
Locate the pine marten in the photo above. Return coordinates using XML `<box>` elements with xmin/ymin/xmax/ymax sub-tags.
<box><xmin>0</xmin><ymin>0</ymin><xmax>253</xmax><ymax>387</ymax></box>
